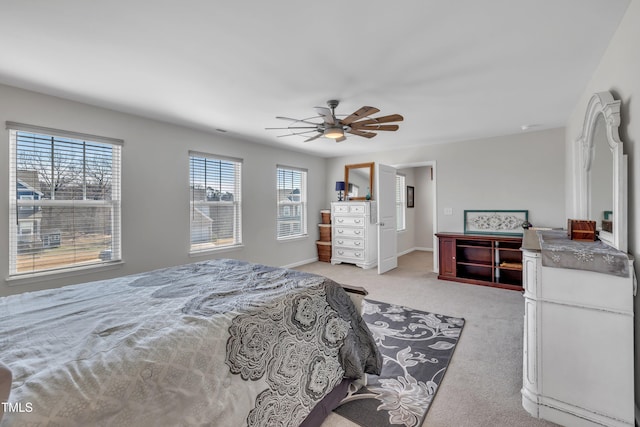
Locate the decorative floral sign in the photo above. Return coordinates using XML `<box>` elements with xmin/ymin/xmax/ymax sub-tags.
<box><xmin>464</xmin><ymin>210</ymin><xmax>528</xmax><ymax>235</ymax></box>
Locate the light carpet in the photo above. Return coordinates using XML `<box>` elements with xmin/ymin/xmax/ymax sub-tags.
<box><xmin>297</xmin><ymin>250</ymin><xmax>558</xmax><ymax>427</ymax></box>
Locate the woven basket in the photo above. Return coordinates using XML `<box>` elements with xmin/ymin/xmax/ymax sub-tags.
<box><xmin>320</xmin><ymin>209</ymin><xmax>331</xmax><ymax>224</ymax></box>
<box><xmin>318</xmin><ymin>224</ymin><xmax>331</xmax><ymax>242</ymax></box>
<box><xmin>316</xmin><ymin>241</ymin><xmax>331</xmax><ymax>262</ymax></box>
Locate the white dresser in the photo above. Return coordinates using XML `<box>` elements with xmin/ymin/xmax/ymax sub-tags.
<box><xmin>521</xmin><ymin>230</ymin><xmax>635</xmax><ymax>427</ymax></box>
<box><xmin>331</xmin><ymin>201</ymin><xmax>377</xmax><ymax>269</ymax></box>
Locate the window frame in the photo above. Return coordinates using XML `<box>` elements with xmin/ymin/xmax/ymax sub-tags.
<box><xmin>188</xmin><ymin>151</ymin><xmax>243</xmax><ymax>254</ymax></box>
<box><xmin>276</xmin><ymin>165</ymin><xmax>308</xmax><ymax>241</ymax></box>
<box><xmin>7</xmin><ymin>122</ymin><xmax>122</xmax><ymax>279</ymax></box>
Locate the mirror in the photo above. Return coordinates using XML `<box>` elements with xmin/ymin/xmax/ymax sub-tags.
<box><xmin>345</xmin><ymin>162</ymin><xmax>374</xmax><ymax>200</ymax></box>
<box><xmin>589</xmin><ymin>115</ymin><xmax>613</xmax><ymax>231</ymax></box>
<box><xmin>576</xmin><ymin>91</ymin><xmax>627</xmax><ymax>252</ymax></box>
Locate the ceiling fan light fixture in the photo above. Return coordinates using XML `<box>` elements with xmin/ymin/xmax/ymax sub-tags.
<box><xmin>267</xmin><ymin>100</ymin><xmax>403</xmax><ymax>143</ymax></box>
<box><xmin>324</xmin><ymin>126</ymin><xmax>344</xmax><ymax>139</ymax></box>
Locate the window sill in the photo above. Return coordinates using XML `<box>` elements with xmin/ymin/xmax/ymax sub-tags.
<box><xmin>277</xmin><ymin>234</ymin><xmax>309</xmax><ymax>243</ymax></box>
<box><xmin>189</xmin><ymin>244</ymin><xmax>244</xmax><ymax>257</ymax></box>
<box><xmin>6</xmin><ymin>261</ymin><xmax>125</xmax><ymax>286</ymax></box>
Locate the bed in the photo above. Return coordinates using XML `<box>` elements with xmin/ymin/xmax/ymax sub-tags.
<box><xmin>0</xmin><ymin>259</ymin><xmax>381</xmax><ymax>426</ymax></box>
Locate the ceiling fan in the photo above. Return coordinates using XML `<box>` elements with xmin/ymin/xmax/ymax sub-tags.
<box><xmin>266</xmin><ymin>100</ymin><xmax>404</xmax><ymax>142</ymax></box>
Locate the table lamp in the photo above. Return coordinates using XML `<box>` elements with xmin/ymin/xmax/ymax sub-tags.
<box><xmin>335</xmin><ymin>181</ymin><xmax>345</xmax><ymax>201</ymax></box>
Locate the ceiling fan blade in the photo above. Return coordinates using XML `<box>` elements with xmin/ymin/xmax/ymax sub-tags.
<box><xmin>341</xmin><ymin>106</ymin><xmax>380</xmax><ymax>125</ymax></box>
<box><xmin>314</xmin><ymin>107</ymin><xmax>335</xmax><ymax>125</ymax></box>
<box><xmin>347</xmin><ymin>129</ymin><xmax>377</xmax><ymax>139</ymax></box>
<box><xmin>276</xmin><ymin>116</ymin><xmax>321</xmax><ymax>125</ymax></box>
<box><xmin>351</xmin><ymin>114</ymin><xmax>404</xmax><ymax>126</ymax></box>
<box><xmin>276</xmin><ymin>130</ymin><xmax>320</xmax><ymax>137</ymax></box>
<box><xmin>303</xmin><ymin>133</ymin><xmax>323</xmax><ymax>143</ymax></box>
<box><xmin>349</xmin><ymin>124</ymin><xmax>399</xmax><ymax>131</ymax></box>
<box><xmin>335</xmin><ymin>136</ymin><xmax>347</xmax><ymax>142</ymax></box>
<box><xmin>266</xmin><ymin>126</ymin><xmax>317</xmax><ymax>130</ymax></box>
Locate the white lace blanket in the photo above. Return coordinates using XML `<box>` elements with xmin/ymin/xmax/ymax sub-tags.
<box><xmin>0</xmin><ymin>259</ymin><xmax>380</xmax><ymax>426</ymax></box>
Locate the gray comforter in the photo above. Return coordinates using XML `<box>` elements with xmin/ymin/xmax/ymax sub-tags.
<box><xmin>0</xmin><ymin>259</ymin><xmax>381</xmax><ymax>426</ymax></box>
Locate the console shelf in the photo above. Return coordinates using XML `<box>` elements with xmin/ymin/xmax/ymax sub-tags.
<box><xmin>436</xmin><ymin>232</ymin><xmax>523</xmax><ymax>290</ymax></box>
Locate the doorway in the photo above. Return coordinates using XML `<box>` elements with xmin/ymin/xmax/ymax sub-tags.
<box><xmin>391</xmin><ymin>161</ymin><xmax>438</xmax><ymax>272</ymax></box>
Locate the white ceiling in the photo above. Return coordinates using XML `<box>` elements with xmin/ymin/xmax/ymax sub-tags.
<box><xmin>0</xmin><ymin>1</ymin><xmax>630</xmax><ymax>158</ymax></box>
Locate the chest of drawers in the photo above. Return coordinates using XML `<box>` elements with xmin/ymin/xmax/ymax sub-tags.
<box><xmin>331</xmin><ymin>201</ymin><xmax>377</xmax><ymax>269</ymax></box>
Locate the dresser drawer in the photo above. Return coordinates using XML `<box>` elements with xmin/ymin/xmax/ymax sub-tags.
<box><xmin>349</xmin><ymin>205</ymin><xmax>365</xmax><ymax>214</ymax></box>
<box><xmin>334</xmin><ymin>216</ymin><xmax>366</xmax><ymax>227</ymax></box>
<box><xmin>333</xmin><ymin>204</ymin><xmax>350</xmax><ymax>214</ymax></box>
<box><xmin>332</xmin><ymin>204</ymin><xmax>367</xmax><ymax>214</ymax></box>
<box><xmin>334</xmin><ymin>227</ymin><xmax>365</xmax><ymax>238</ymax></box>
<box><xmin>333</xmin><ymin>248</ymin><xmax>365</xmax><ymax>260</ymax></box>
<box><xmin>334</xmin><ymin>237</ymin><xmax>365</xmax><ymax>250</ymax></box>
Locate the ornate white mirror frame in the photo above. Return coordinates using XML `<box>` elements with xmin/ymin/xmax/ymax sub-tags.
<box><xmin>576</xmin><ymin>91</ymin><xmax>628</xmax><ymax>252</ymax></box>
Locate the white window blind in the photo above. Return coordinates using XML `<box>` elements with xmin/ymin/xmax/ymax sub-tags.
<box><xmin>8</xmin><ymin>124</ymin><xmax>122</xmax><ymax>277</ymax></box>
<box><xmin>276</xmin><ymin>166</ymin><xmax>307</xmax><ymax>239</ymax></box>
<box><xmin>189</xmin><ymin>152</ymin><xmax>242</xmax><ymax>252</ymax></box>
<box><xmin>396</xmin><ymin>174</ymin><xmax>406</xmax><ymax>231</ymax></box>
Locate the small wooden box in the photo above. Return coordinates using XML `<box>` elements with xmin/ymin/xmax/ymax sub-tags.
<box><xmin>567</xmin><ymin>219</ymin><xmax>596</xmax><ymax>241</ymax></box>
<box><xmin>316</xmin><ymin>241</ymin><xmax>331</xmax><ymax>262</ymax></box>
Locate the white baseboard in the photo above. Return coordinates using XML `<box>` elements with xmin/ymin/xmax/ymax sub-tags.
<box><xmin>282</xmin><ymin>257</ymin><xmax>318</xmax><ymax>269</ymax></box>
<box><xmin>286</xmin><ymin>247</ymin><xmax>434</xmax><ymax>270</ymax></box>
<box><xmin>397</xmin><ymin>248</ymin><xmax>414</xmax><ymax>257</ymax></box>
<box><xmin>398</xmin><ymin>247</ymin><xmax>433</xmax><ymax>257</ymax></box>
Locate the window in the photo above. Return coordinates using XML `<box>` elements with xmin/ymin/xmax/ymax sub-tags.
<box><xmin>8</xmin><ymin>122</ymin><xmax>122</xmax><ymax>277</ymax></box>
<box><xmin>396</xmin><ymin>174</ymin><xmax>406</xmax><ymax>231</ymax></box>
<box><xmin>189</xmin><ymin>152</ymin><xmax>242</xmax><ymax>252</ymax></box>
<box><xmin>276</xmin><ymin>166</ymin><xmax>307</xmax><ymax>239</ymax></box>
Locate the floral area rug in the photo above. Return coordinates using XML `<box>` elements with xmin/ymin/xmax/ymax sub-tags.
<box><xmin>333</xmin><ymin>299</ymin><xmax>465</xmax><ymax>427</ymax></box>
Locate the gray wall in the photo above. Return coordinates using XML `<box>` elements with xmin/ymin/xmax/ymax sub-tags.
<box><xmin>563</xmin><ymin>0</ymin><xmax>640</xmax><ymax>412</ymax></box>
<box><xmin>414</xmin><ymin>166</ymin><xmax>434</xmax><ymax>250</ymax></box>
<box><xmin>326</xmin><ymin>127</ymin><xmax>567</xmax><ymax>243</ymax></box>
<box><xmin>0</xmin><ymin>83</ymin><xmax>327</xmax><ymax>297</ymax></box>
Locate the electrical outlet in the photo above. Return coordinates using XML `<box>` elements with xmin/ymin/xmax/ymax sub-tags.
<box><xmin>444</xmin><ymin>207</ymin><xmax>453</xmax><ymax>216</ymax></box>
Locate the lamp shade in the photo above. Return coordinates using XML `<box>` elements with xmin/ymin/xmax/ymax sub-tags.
<box><xmin>335</xmin><ymin>181</ymin><xmax>345</xmax><ymax>191</ymax></box>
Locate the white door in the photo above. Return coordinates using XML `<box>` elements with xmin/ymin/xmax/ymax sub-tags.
<box><xmin>376</xmin><ymin>163</ymin><xmax>397</xmax><ymax>274</ymax></box>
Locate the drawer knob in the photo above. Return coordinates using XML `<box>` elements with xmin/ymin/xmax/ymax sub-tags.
<box><xmin>354</xmin><ymin>230</ymin><xmax>361</xmax><ymax>235</ymax></box>
<box><xmin>354</xmin><ymin>219</ymin><xmax>361</xmax><ymax>224</ymax></box>
<box><xmin>355</xmin><ymin>241</ymin><xmax>361</xmax><ymax>246</ymax></box>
